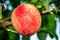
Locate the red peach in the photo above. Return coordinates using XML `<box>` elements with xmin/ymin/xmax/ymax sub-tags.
<box><xmin>11</xmin><ymin>3</ymin><xmax>41</xmax><ymax>36</ymax></box>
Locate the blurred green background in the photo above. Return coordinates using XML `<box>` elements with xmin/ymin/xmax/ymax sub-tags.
<box><xmin>0</xmin><ymin>0</ymin><xmax>60</xmax><ymax>40</ymax></box>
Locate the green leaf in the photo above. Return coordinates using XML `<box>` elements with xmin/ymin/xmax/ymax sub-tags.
<box><xmin>8</xmin><ymin>31</ymin><xmax>19</xmax><ymax>40</ymax></box>
<box><xmin>31</xmin><ymin>0</ymin><xmax>38</xmax><ymax>3</ymax></box>
<box><xmin>0</xmin><ymin>30</ymin><xmax>5</xmax><ymax>40</ymax></box>
<box><xmin>23</xmin><ymin>0</ymin><xmax>30</xmax><ymax>3</ymax></box>
<box><xmin>22</xmin><ymin>36</ymin><xmax>30</xmax><ymax>40</ymax></box>
<box><xmin>2</xmin><ymin>30</ymin><xmax>9</xmax><ymax>40</ymax></box>
<box><xmin>42</xmin><ymin>0</ymin><xmax>51</xmax><ymax>10</ymax></box>
<box><xmin>7</xmin><ymin>26</ymin><xmax>19</xmax><ymax>40</ymax></box>
<box><xmin>1</xmin><ymin>25</ymin><xmax>19</xmax><ymax>40</ymax></box>
<box><xmin>38</xmin><ymin>13</ymin><xmax>58</xmax><ymax>40</ymax></box>
<box><xmin>36</xmin><ymin>2</ymin><xmax>42</xmax><ymax>9</ymax></box>
<box><xmin>37</xmin><ymin>32</ymin><xmax>47</xmax><ymax>40</ymax></box>
<box><xmin>2</xmin><ymin>10</ymin><xmax>10</xmax><ymax>19</ymax></box>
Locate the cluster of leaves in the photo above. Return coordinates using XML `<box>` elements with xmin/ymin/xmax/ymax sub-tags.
<box><xmin>0</xmin><ymin>0</ymin><xmax>60</xmax><ymax>40</ymax></box>
<box><xmin>0</xmin><ymin>0</ymin><xmax>20</xmax><ymax>40</ymax></box>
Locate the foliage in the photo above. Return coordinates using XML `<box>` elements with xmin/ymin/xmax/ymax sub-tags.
<box><xmin>0</xmin><ymin>0</ymin><xmax>60</xmax><ymax>40</ymax></box>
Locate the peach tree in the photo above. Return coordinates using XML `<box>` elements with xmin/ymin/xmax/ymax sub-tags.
<box><xmin>0</xmin><ymin>0</ymin><xmax>60</xmax><ymax>40</ymax></box>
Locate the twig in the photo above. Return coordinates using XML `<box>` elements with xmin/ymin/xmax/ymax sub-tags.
<box><xmin>1</xmin><ymin>16</ymin><xmax>11</xmax><ymax>23</ymax></box>
<box><xmin>0</xmin><ymin>8</ymin><xmax>56</xmax><ymax>28</ymax></box>
<box><xmin>1</xmin><ymin>6</ymin><xmax>60</xmax><ymax>23</ymax></box>
<box><xmin>0</xmin><ymin>6</ymin><xmax>60</xmax><ymax>28</ymax></box>
<box><xmin>0</xmin><ymin>8</ymin><xmax>55</xmax><ymax>23</ymax></box>
<box><xmin>0</xmin><ymin>22</ymin><xmax>12</xmax><ymax>29</ymax></box>
<box><xmin>0</xmin><ymin>22</ymin><xmax>17</xmax><ymax>33</ymax></box>
<box><xmin>2</xmin><ymin>22</ymin><xmax>12</xmax><ymax>28</ymax></box>
<box><xmin>42</xmin><ymin>8</ymin><xmax>54</xmax><ymax>14</ymax></box>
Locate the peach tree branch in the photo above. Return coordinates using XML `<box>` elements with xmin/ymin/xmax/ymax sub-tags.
<box><xmin>0</xmin><ymin>6</ymin><xmax>60</xmax><ymax>28</ymax></box>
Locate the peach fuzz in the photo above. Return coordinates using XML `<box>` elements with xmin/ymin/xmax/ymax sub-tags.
<box><xmin>11</xmin><ymin>3</ymin><xmax>41</xmax><ymax>36</ymax></box>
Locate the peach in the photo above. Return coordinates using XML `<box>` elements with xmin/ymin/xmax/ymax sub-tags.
<box><xmin>11</xmin><ymin>3</ymin><xmax>41</xmax><ymax>36</ymax></box>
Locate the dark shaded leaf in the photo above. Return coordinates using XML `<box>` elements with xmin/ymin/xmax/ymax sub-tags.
<box><xmin>10</xmin><ymin>0</ymin><xmax>20</xmax><ymax>8</ymax></box>
<box><xmin>38</xmin><ymin>13</ymin><xmax>58</xmax><ymax>40</ymax></box>
<box><xmin>22</xmin><ymin>36</ymin><xmax>30</xmax><ymax>40</ymax></box>
<box><xmin>37</xmin><ymin>32</ymin><xmax>47</xmax><ymax>40</ymax></box>
<box><xmin>8</xmin><ymin>31</ymin><xmax>19</xmax><ymax>40</ymax></box>
<box><xmin>0</xmin><ymin>30</ymin><xmax>5</xmax><ymax>40</ymax></box>
<box><xmin>7</xmin><ymin>26</ymin><xmax>19</xmax><ymax>40</ymax></box>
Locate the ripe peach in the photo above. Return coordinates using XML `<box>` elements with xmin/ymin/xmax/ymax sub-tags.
<box><xmin>11</xmin><ymin>3</ymin><xmax>41</xmax><ymax>36</ymax></box>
